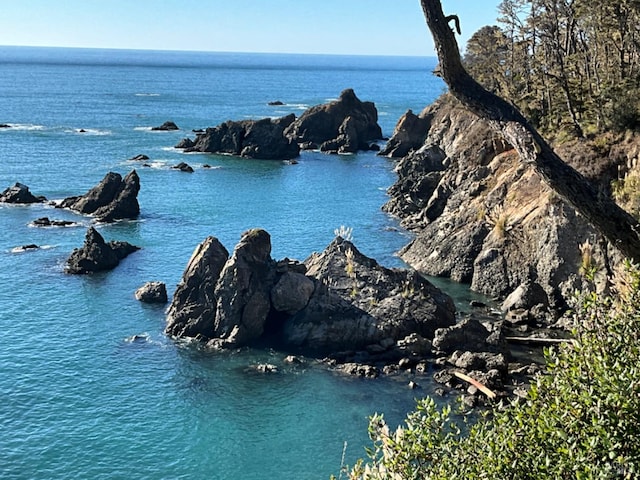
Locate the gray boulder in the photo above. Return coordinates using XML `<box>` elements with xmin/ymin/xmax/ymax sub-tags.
<box><xmin>270</xmin><ymin>271</ymin><xmax>315</xmax><ymax>315</ymax></box>
<box><xmin>59</xmin><ymin>170</ymin><xmax>140</xmax><ymax>222</ymax></box>
<box><xmin>135</xmin><ymin>282</ymin><xmax>168</xmax><ymax>304</ymax></box>
<box><xmin>432</xmin><ymin>317</ymin><xmax>506</xmax><ymax>355</ymax></box>
<box><xmin>0</xmin><ymin>183</ymin><xmax>46</xmax><ymax>204</ymax></box>
<box><xmin>285</xmin><ymin>89</ymin><xmax>383</xmax><ymax>153</ymax></box>
<box><xmin>152</xmin><ymin>121</ymin><xmax>179</xmax><ymax>131</ymax></box>
<box><xmin>65</xmin><ymin>227</ymin><xmax>139</xmax><ymax>274</ymax></box>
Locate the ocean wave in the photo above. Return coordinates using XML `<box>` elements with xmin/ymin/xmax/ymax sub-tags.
<box><xmin>134</xmin><ymin>93</ymin><xmax>161</xmax><ymax>97</ymax></box>
<box><xmin>1</xmin><ymin>123</ymin><xmax>46</xmax><ymax>131</ymax></box>
<box><xmin>66</xmin><ymin>128</ymin><xmax>112</xmax><ymax>136</ymax></box>
<box><xmin>10</xmin><ymin>244</ymin><xmax>55</xmax><ymax>254</ymax></box>
<box><xmin>134</xmin><ymin>126</ymin><xmax>153</xmax><ymax>131</ymax></box>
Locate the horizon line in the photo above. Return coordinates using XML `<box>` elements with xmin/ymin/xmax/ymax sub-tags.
<box><xmin>0</xmin><ymin>44</ymin><xmax>436</xmax><ymax>59</ymax></box>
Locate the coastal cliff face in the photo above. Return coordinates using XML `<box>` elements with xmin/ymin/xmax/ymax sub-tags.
<box><xmin>383</xmin><ymin>95</ymin><xmax>630</xmax><ymax>313</ymax></box>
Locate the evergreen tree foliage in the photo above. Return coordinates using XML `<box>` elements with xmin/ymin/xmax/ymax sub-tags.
<box><xmin>464</xmin><ymin>0</ymin><xmax>640</xmax><ymax>138</ymax></box>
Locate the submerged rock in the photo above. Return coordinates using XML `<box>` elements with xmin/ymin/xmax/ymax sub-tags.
<box><xmin>172</xmin><ymin>162</ymin><xmax>194</xmax><ymax>173</ymax></box>
<box><xmin>65</xmin><ymin>227</ymin><xmax>140</xmax><ymax>274</ymax></box>
<box><xmin>30</xmin><ymin>217</ymin><xmax>77</xmax><ymax>228</ymax></box>
<box><xmin>58</xmin><ymin>170</ymin><xmax>140</xmax><ymax>222</ymax></box>
<box><xmin>0</xmin><ymin>183</ymin><xmax>46</xmax><ymax>204</ymax></box>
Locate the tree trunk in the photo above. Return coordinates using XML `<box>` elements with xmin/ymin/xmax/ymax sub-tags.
<box><xmin>419</xmin><ymin>0</ymin><xmax>640</xmax><ymax>262</ymax></box>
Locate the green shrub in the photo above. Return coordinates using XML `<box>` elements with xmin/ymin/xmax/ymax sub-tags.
<box><xmin>345</xmin><ymin>263</ymin><xmax>640</xmax><ymax>479</ymax></box>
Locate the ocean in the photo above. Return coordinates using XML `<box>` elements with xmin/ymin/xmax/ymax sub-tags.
<box><xmin>0</xmin><ymin>46</ymin><xmax>446</xmax><ymax>479</ymax></box>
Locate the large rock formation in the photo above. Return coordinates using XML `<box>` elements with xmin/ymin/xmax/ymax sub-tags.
<box><xmin>65</xmin><ymin>227</ymin><xmax>140</xmax><ymax>274</ymax></box>
<box><xmin>165</xmin><ymin>230</ymin><xmax>455</xmax><ymax>354</ymax></box>
<box><xmin>282</xmin><ymin>237</ymin><xmax>456</xmax><ymax>352</ymax></box>
<box><xmin>178</xmin><ymin>115</ymin><xmax>300</xmax><ymax>160</ymax></box>
<box><xmin>59</xmin><ymin>170</ymin><xmax>140</xmax><ymax>222</ymax></box>
<box><xmin>382</xmin><ymin>94</ymin><xmax>622</xmax><ymax>314</ymax></box>
<box><xmin>0</xmin><ymin>183</ymin><xmax>46</xmax><ymax>204</ymax></box>
<box><xmin>284</xmin><ymin>88</ymin><xmax>383</xmax><ymax>153</ymax></box>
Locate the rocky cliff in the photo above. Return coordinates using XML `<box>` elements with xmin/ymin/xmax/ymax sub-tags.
<box><xmin>382</xmin><ymin>95</ymin><xmax>628</xmax><ymax>316</ymax></box>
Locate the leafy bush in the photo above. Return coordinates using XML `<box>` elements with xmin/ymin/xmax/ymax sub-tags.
<box><xmin>345</xmin><ymin>263</ymin><xmax>640</xmax><ymax>479</ymax></box>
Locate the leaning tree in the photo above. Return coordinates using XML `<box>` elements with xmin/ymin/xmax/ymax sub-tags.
<box><xmin>419</xmin><ymin>0</ymin><xmax>640</xmax><ymax>262</ymax></box>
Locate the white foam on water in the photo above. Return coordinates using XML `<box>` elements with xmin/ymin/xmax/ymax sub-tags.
<box><xmin>135</xmin><ymin>93</ymin><xmax>160</xmax><ymax>97</ymax></box>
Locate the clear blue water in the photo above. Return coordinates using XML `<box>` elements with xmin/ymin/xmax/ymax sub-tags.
<box><xmin>0</xmin><ymin>47</ymin><xmax>446</xmax><ymax>479</ymax></box>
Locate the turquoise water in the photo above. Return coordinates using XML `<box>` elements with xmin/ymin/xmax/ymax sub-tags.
<box><xmin>0</xmin><ymin>47</ymin><xmax>445</xmax><ymax>479</ymax></box>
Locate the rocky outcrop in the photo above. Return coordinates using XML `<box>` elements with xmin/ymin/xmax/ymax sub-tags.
<box><xmin>383</xmin><ymin>94</ymin><xmax>618</xmax><ymax>314</ymax></box>
<box><xmin>283</xmin><ymin>237</ymin><xmax>456</xmax><ymax>352</ymax></box>
<box><xmin>165</xmin><ymin>230</ymin><xmax>456</xmax><ymax>355</ymax></box>
<box><xmin>135</xmin><ymin>282</ymin><xmax>168</xmax><ymax>303</ymax></box>
<box><xmin>30</xmin><ymin>217</ymin><xmax>77</xmax><ymax>227</ymax></box>
<box><xmin>65</xmin><ymin>227</ymin><xmax>139</xmax><ymax>274</ymax></box>
<box><xmin>58</xmin><ymin>170</ymin><xmax>140</xmax><ymax>223</ymax></box>
<box><xmin>172</xmin><ymin>162</ymin><xmax>194</xmax><ymax>173</ymax></box>
<box><xmin>152</xmin><ymin>121</ymin><xmax>179</xmax><ymax>131</ymax></box>
<box><xmin>178</xmin><ymin>115</ymin><xmax>300</xmax><ymax>160</ymax></box>
<box><xmin>284</xmin><ymin>88</ymin><xmax>383</xmax><ymax>153</ymax></box>
<box><xmin>0</xmin><ymin>183</ymin><xmax>46</xmax><ymax>204</ymax></box>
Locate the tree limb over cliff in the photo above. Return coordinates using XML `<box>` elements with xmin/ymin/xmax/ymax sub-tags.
<box><xmin>419</xmin><ymin>0</ymin><xmax>640</xmax><ymax>263</ymax></box>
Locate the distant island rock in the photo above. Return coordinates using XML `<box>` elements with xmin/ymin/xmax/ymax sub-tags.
<box><xmin>0</xmin><ymin>123</ymin><xmax>12</xmax><ymax>129</ymax></box>
<box><xmin>165</xmin><ymin>229</ymin><xmax>456</xmax><ymax>355</ymax></box>
<box><xmin>174</xmin><ymin>89</ymin><xmax>383</xmax><ymax>159</ymax></box>
<box><xmin>58</xmin><ymin>170</ymin><xmax>140</xmax><ymax>223</ymax></box>
<box><xmin>151</xmin><ymin>121</ymin><xmax>179</xmax><ymax>131</ymax></box>
<box><xmin>284</xmin><ymin>88</ymin><xmax>383</xmax><ymax>154</ymax></box>
<box><xmin>129</xmin><ymin>154</ymin><xmax>150</xmax><ymax>162</ymax></box>
<box><xmin>0</xmin><ymin>183</ymin><xmax>47</xmax><ymax>204</ymax></box>
<box><xmin>172</xmin><ymin>162</ymin><xmax>194</xmax><ymax>173</ymax></box>
<box><xmin>177</xmin><ymin>114</ymin><xmax>300</xmax><ymax>160</ymax></box>
<box><xmin>65</xmin><ymin>226</ymin><xmax>140</xmax><ymax>274</ymax></box>
<box><xmin>268</xmin><ymin>101</ymin><xmax>285</xmax><ymax>106</ymax></box>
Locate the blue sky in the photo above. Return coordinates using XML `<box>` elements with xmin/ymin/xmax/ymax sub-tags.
<box><xmin>0</xmin><ymin>0</ymin><xmax>502</xmax><ymax>56</ymax></box>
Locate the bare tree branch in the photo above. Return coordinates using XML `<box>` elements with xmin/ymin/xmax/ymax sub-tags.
<box><xmin>420</xmin><ymin>0</ymin><xmax>640</xmax><ymax>262</ymax></box>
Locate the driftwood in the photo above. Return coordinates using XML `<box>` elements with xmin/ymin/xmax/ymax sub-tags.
<box><xmin>419</xmin><ymin>0</ymin><xmax>640</xmax><ymax>263</ymax></box>
<box><xmin>453</xmin><ymin>371</ymin><xmax>497</xmax><ymax>400</ymax></box>
<box><xmin>505</xmin><ymin>336</ymin><xmax>574</xmax><ymax>346</ymax></box>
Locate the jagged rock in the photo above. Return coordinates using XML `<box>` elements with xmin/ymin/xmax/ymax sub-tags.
<box><xmin>450</xmin><ymin>351</ymin><xmax>508</xmax><ymax>374</ymax></box>
<box><xmin>282</xmin><ymin>236</ymin><xmax>456</xmax><ymax>353</ymax></box>
<box><xmin>172</xmin><ymin>162</ymin><xmax>194</xmax><ymax>173</ymax></box>
<box><xmin>152</xmin><ymin>121</ymin><xmax>179</xmax><ymax>131</ymax></box>
<box><xmin>183</xmin><ymin>115</ymin><xmax>300</xmax><ymax>160</ymax></box>
<box><xmin>395</xmin><ymin>333</ymin><xmax>433</xmax><ymax>357</ymax></box>
<box><xmin>129</xmin><ymin>154</ymin><xmax>149</xmax><ymax>161</ymax></box>
<box><xmin>0</xmin><ymin>183</ymin><xmax>46</xmax><ymax>204</ymax></box>
<box><xmin>65</xmin><ymin>227</ymin><xmax>139</xmax><ymax>274</ymax></box>
<box><xmin>135</xmin><ymin>282</ymin><xmax>168</xmax><ymax>304</ymax></box>
<box><xmin>432</xmin><ymin>317</ymin><xmax>506</xmax><ymax>355</ymax></box>
<box><xmin>379</xmin><ymin>109</ymin><xmax>432</xmax><ymax>157</ymax></box>
<box><xmin>30</xmin><ymin>217</ymin><xmax>77</xmax><ymax>227</ymax></box>
<box><xmin>58</xmin><ymin>170</ymin><xmax>140</xmax><ymax>222</ymax></box>
<box><xmin>284</xmin><ymin>89</ymin><xmax>383</xmax><ymax>153</ymax></box>
<box><xmin>213</xmin><ymin>229</ymin><xmax>277</xmax><ymax>347</ymax></box>
<box><xmin>165</xmin><ymin>236</ymin><xmax>230</xmax><ymax>338</ymax></box>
